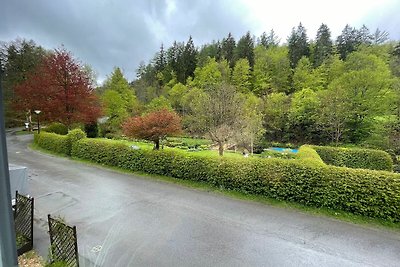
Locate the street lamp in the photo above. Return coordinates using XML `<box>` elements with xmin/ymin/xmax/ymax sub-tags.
<box><xmin>34</xmin><ymin>110</ymin><xmax>41</xmax><ymax>134</ymax></box>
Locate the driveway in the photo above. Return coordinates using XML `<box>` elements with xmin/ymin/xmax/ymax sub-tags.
<box><xmin>7</xmin><ymin>134</ymin><xmax>400</xmax><ymax>266</ymax></box>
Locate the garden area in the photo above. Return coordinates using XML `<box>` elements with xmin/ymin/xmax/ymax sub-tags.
<box><xmin>4</xmin><ymin>33</ymin><xmax>400</xmax><ymax>226</ymax></box>
<box><xmin>32</xmin><ymin>125</ymin><xmax>400</xmax><ymax>223</ymax></box>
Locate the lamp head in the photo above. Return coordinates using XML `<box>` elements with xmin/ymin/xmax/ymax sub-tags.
<box><xmin>34</xmin><ymin>110</ymin><xmax>41</xmax><ymax>115</ymax></box>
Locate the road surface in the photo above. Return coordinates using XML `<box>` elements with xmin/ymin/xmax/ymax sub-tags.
<box><xmin>7</xmin><ymin>133</ymin><xmax>400</xmax><ymax>266</ymax></box>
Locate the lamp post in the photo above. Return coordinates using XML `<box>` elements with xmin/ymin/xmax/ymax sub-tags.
<box><xmin>34</xmin><ymin>110</ymin><xmax>41</xmax><ymax>134</ymax></box>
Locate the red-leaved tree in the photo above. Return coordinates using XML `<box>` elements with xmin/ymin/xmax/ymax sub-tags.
<box><xmin>122</xmin><ymin>109</ymin><xmax>181</xmax><ymax>149</ymax></box>
<box><xmin>14</xmin><ymin>48</ymin><xmax>101</xmax><ymax>127</ymax></box>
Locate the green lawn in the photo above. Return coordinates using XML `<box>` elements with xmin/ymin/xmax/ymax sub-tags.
<box><xmin>166</xmin><ymin>136</ymin><xmax>213</xmax><ymax>146</ymax></box>
<box><xmin>97</xmin><ymin>138</ymin><xmax>251</xmax><ymax>159</ymax></box>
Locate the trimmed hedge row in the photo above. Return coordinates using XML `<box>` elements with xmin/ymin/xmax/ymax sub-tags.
<box><xmin>296</xmin><ymin>145</ymin><xmax>325</xmax><ymax>166</ymax></box>
<box><xmin>70</xmin><ymin>138</ymin><xmax>400</xmax><ymax>222</ymax></box>
<box><xmin>313</xmin><ymin>145</ymin><xmax>393</xmax><ymax>171</ymax></box>
<box><xmin>34</xmin><ymin>129</ymin><xmax>86</xmax><ymax>156</ymax></box>
<box><xmin>34</xmin><ymin>132</ymin><xmax>69</xmax><ymax>155</ymax></box>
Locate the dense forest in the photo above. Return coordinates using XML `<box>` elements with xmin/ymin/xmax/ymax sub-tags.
<box><xmin>2</xmin><ymin>23</ymin><xmax>400</xmax><ymax>154</ymax></box>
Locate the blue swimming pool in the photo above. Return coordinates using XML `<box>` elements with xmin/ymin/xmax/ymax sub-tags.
<box><xmin>268</xmin><ymin>147</ymin><xmax>298</xmax><ymax>153</ymax></box>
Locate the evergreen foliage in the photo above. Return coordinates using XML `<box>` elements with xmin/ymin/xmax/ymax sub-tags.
<box><xmin>287</xmin><ymin>23</ymin><xmax>310</xmax><ymax>68</ymax></box>
<box><xmin>313</xmin><ymin>24</ymin><xmax>333</xmax><ymax>67</ymax></box>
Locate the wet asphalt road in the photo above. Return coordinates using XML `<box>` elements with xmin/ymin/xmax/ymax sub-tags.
<box><xmin>6</xmin><ymin>134</ymin><xmax>400</xmax><ymax>267</ymax></box>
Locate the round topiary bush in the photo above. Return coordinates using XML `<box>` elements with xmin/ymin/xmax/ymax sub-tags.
<box><xmin>43</xmin><ymin>122</ymin><xmax>68</xmax><ymax>135</ymax></box>
<box><xmin>67</xmin><ymin>128</ymin><xmax>86</xmax><ymax>144</ymax></box>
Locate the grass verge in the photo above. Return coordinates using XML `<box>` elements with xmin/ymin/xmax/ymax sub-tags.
<box><xmin>29</xmin><ymin>143</ymin><xmax>400</xmax><ymax>232</ymax></box>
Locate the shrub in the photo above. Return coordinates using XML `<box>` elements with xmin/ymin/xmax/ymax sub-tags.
<box><xmin>71</xmin><ymin>139</ymin><xmax>400</xmax><ymax>222</ymax></box>
<box><xmin>313</xmin><ymin>145</ymin><xmax>393</xmax><ymax>171</ymax></box>
<box><xmin>67</xmin><ymin>129</ymin><xmax>86</xmax><ymax>155</ymax></box>
<box><xmin>34</xmin><ymin>132</ymin><xmax>69</xmax><ymax>155</ymax></box>
<box><xmin>43</xmin><ymin>122</ymin><xmax>68</xmax><ymax>135</ymax></box>
<box><xmin>67</xmin><ymin>129</ymin><xmax>86</xmax><ymax>144</ymax></box>
<box><xmin>296</xmin><ymin>145</ymin><xmax>325</xmax><ymax>166</ymax></box>
<box><xmin>34</xmin><ymin>129</ymin><xmax>86</xmax><ymax>156</ymax></box>
<box><xmin>84</xmin><ymin>123</ymin><xmax>98</xmax><ymax>138</ymax></box>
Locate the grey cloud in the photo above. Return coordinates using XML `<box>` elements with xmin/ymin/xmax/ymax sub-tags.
<box><xmin>1</xmin><ymin>0</ymin><xmax>252</xmax><ymax>82</ymax></box>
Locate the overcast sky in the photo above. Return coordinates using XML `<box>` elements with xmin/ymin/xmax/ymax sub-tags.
<box><xmin>1</xmin><ymin>0</ymin><xmax>399</xmax><ymax>83</ymax></box>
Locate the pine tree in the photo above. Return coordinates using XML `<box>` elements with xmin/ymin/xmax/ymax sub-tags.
<box><xmin>313</xmin><ymin>24</ymin><xmax>333</xmax><ymax>67</ymax></box>
<box><xmin>259</xmin><ymin>29</ymin><xmax>279</xmax><ymax>48</ymax></box>
<box><xmin>167</xmin><ymin>41</ymin><xmax>185</xmax><ymax>83</ymax></box>
<box><xmin>154</xmin><ymin>43</ymin><xmax>166</xmax><ymax>73</ymax></box>
<box><xmin>182</xmin><ymin>36</ymin><xmax>198</xmax><ymax>83</ymax></box>
<box><xmin>221</xmin><ymin>32</ymin><xmax>236</xmax><ymax>68</ymax></box>
<box><xmin>235</xmin><ymin>31</ymin><xmax>255</xmax><ymax>69</ymax></box>
<box><xmin>336</xmin><ymin>24</ymin><xmax>361</xmax><ymax>60</ymax></box>
<box><xmin>372</xmin><ymin>28</ymin><xmax>389</xmax><ymax>44</ymax></box>
<box><xmin>287</xmin><ymin>23</ymin><xmax>310</xmax><ymax>68</ymax></box>
<box><xmin>358</xmin><ymin>24</ymin><xmax>372</xmax><ymax>45</ymax></box>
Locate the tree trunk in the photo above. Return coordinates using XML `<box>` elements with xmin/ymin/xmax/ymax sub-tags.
<box><xmin>154</xmin><ymin>139</ymin><xmax>160</xmax><ymax>150</ymax></box>
<box><xmin>250</xmin><ymin>139</ymin><xmax>254</xmax><ymax>155</ymax></box>
<box><xmin>218</xmin><ymin>142</ymin><xmax>224</xmax><ymax>156</ymax></box>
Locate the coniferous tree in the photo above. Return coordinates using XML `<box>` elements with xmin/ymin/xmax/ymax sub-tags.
<box><xmin>371</xmin><ymin>28</ymin><xmax>389</xmax><ymax>44</ymax></box>
<box><xmin>313</xmin><ymin>24</ymin><xmax>333</xmax><ymax>67</ymax></box>
<box><xmin>287</xmin><ymin>23</ymin><xmax>310</xmax><ymax>68</ymax></box>
<box><xmin>167</xmin><ymin>41</ymin><xmax>184</xmax><ymax>81</ymax></box>
<box><xmin>221</xmin><ymin>32</ymin><xmax>236</xmax><ymax>68</ymax></box>
<box><xmin>182</xmin><ymin>36</ymin><xmax>198</xmax><ymax>83</ymax></box>
<box><xmin>235</xmin><ymin>31</ymin><xmax>255</xmax><ymax>69</ymax></box>
<box><xmin>259</xmin><ymin>29</ymin><xmax>279</xmax><ymax>48</ymax></box>
<box><xmin>154</xmin><ymin>43</ymin><xmax>166</xmax><ymax>73</ymax></box>
<box><xmin>358</xmin><ymin>24</ymin><xmax>372</xmax><ymax>45</ymax></box>
<box><xmin>336</xmin><ymin>24</ymin><xmax>362</xmax><ymax>60</ymax></box>
<box><xmin>1</xmin><ymin>39</ymin><xmax>46</xmax><ymax>126</ymax></box>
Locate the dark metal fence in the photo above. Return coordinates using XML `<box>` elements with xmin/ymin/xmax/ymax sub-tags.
<box><xmin>48</xmin><ymin>214</ymin><xmax>79</xmax><ymax>267</ymax></box>
<box><xmin>13</xmin><ymin>191</ymin><xmax>34</xmax><ymax>256</ymax></box>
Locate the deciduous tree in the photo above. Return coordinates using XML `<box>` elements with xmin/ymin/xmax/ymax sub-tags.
<box><xmin>188</xmin><ymin>83</ymin><xmax>244</xmax><ymax>156</ymax></box>
<box><xmin>231</xmin><ymin>58</ymin><xmax>251</xmax><ymax>93</ymax></box>
<box><xmin>101</xmin><ymin>67</ymin><xmax>138</xmax><ymax>134</ymax></box>
<box><xmin>253</xmin><ymin>46</ymin><xmax>291</xmax><ymax>95</ymax></box>
<box><xmin>236</xmin><ymin>94</ymin><xmax>265</xmax><ymax>154</ymax></box>
<box><xmin>122</xmin><ymin>109</ymin><xmax>181</xmax><ymax>149</ymax></box>
<box><xmin>14</xmin><ymin>48</ymin><xmax>101</xmax><ymax>127</ymax></box>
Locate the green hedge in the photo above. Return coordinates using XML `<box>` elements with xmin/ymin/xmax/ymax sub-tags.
<box><xmin>313</xmin><ymin>146</ymin><xmax>393</xmax><ymax>171</ymax></box>
<box><xmin>34</xmin><ymin>132</ymin><xmax>69</xmax><ymax>155</ymax></box>
<box><xmin>296</xmin><ymin>145</ymin><xmax>325</xmax><ymax>166</ymax></box>
<box><xmin>70</xmin><ymin>139</ymin><xmax>400</xmax><ymax>222</ymax></box>
<box><xmin>42</xmin><ymin>122</ymin><xmax>68</xmax><ymax>135</ymax></box>
<box><xmin>34</xmin><ymin>129</ymin><xmax>86</xmax><ymax>156</ymax></box>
